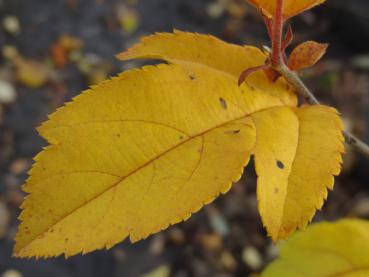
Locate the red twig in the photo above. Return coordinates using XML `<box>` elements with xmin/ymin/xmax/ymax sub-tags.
<box><xmin>239</xmin><ymin>0</ymin><xmax>369</xmax><ymax>158</ymax></box>
<box><xmin>281</xmin><ymin>25</ymin><xmax>293</xmax><ymax>63</ymax></box>
<box><xmin>238</xmin><ymin>62</ymin><xmax>271</xmax><ymax>86</ymax></box>
<box><xmin>271</xmin><ymin>0</ymin><xmax>284</xmax><ymax>66</ymax></box>
<box><xmin>281</xmin><ymin>25</ymin><xmax>293</xmax><ymax>52</ymax></box>
<box><xmin>264</xmin><ymin>17</ymin><xmax>273</xmax><ymax>39</ymax></box>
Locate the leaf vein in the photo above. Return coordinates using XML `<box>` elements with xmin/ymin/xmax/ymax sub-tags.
<box><xmin>16</xmin><ymin>105</ymin><xmax>281</xmax><ymax>254</ymax></box>
<box><xmin>43</xmin><ymin>119</ymin><xmax>191</xmax><ymax>137</ymax></box>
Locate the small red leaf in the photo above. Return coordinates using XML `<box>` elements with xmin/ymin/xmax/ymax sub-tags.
<box><xmin>287</xmin><ymin>41</ymin><xmax>328</xmax><ymax>71</ymax></box>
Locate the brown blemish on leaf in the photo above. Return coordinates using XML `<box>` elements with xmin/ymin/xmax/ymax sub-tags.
<box><xmin>219</xmin><ymin>97</ymin><xmax>227</xmax><ymax>109</ymax></box>
<box><xmin>224</xmin><ymin>129</ymin><xmax>240</xmax><ymax>135</ymax></box>
<box><xmin>276</xmin><ymin>160</ymin><xmax>284</xmax><ymax>169</ymax></box>
<box><xmin>274</xmin><ymin>187</ymin><xmax>279</xmax><ymax>193</ymax></box>
<box><xmin>189</xmin><ymin>73</ymin><xmax>196</xmax><ymax>80</ymax></box>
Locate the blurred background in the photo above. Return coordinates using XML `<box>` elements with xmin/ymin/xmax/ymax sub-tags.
<box><xmin>0</xmin><ymin>0</ymin><xmax>368</xmax><ymax>276</ymax></box>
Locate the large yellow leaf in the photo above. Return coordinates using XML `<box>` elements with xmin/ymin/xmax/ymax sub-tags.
<box><xmin>262</xmin><ymin>219</ymin><xmax>369</xmax><ymax>276</ymax></box>
<box><xmin>118</xmin><ymin>30</ymin><xmax>297</xmax><ymax>107</ymax></box>
<box><xmin>15</xmin><ymin>30</ymin><xmax>345</xmax><ymax>258</ymax></box>
<box><xmin>247</xmin><ymin>0</ymin><xmax>325</xmax><ymax>19</ymax></box>
<box><xmin>14</xmin><ymin>63</ymin><xmax>287</xmax><ymax>258</ymax></box>
<box><xmin>252</xmin><ymin>105</ymin><xmax>344</xmax><ymax>241</ymax></box>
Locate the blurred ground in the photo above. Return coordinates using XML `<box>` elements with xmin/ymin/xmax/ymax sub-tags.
<box><xmin>0</xmin><ymin>0</ymin><xmax>368</xmax><ymax>276</ymax></box>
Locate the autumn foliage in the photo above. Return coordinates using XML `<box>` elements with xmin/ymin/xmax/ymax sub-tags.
<box><xmin>14</xmin><ymin>0</ymin><xmax>351</xmax><ymax>260</ymax></box>
<box><xmin>263</xmin><ymin>219</ymin><xmax>369</xmax><ymax>276</ymax></box>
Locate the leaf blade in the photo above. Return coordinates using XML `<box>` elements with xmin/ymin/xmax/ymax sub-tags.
<box><xmin>118</xmin><ymin>30</ymin><xmax>297</xmax><ymax>107</ymax></box>
<box><xmin>14</xmin><ymin>63</ymin><xmax>286</xmax><ymax>258</ymax></box>
<box><xmin>262</xmin><ymin>219</ymin><xmax>369</xmax><ymax>277</ymax></box>
<box><xmin>252</xmin><ymin>105</ymin><xmax>344</xmax><ymax>241</ymax></box>
<box><xmin>288</xmin><ymin>41</ymin><xmax>328</xmax><ymax>71</ymax></box>
<box><xmin>247</xmin><ymin>0</ymin><xmax>326</xmax><ymax>19</ymax></box>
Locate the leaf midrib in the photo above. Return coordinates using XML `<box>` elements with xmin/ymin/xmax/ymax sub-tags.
<box><xmin>277</xmin><ymin>109</ymin><xmax>301</xmax><ymax>239</ymax></box>
<box><xmin>16</xmin><ymin>104</ymin><xmax>283</xmax><ymax>255</ymax></box>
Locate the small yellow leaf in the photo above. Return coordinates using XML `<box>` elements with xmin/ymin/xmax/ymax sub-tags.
<box><xmin>288</xmin><ymin>41</ymin><xmax>328</xmax><ymax>71</ymax></box>
<box><xmin>252</xmin><ymin>105</ymin><xmax>344</xmax><ymax>241</ymax></box>
<box><xmin>15</xmin><ymin>57</ymin><xmax>49</xmax><ymax>88</ymax></box>
<box><xmin>14</xmin><ymin>62</ymin><xmax>288</xmax><ymax>258</ymax></box>
<box><xmin>247</xmin><ymin>0</ymin><xmax>325</xmax><ymax>19</ymax></box>
<box><xmin>262</xmin><ymin>219</ymin><xmax>369</xmax><ymax>277</ymax></box>
<box><xmin>118</xmin><ymin>30</ymin><xmax>297</xmax><ymax>107</ymax></box>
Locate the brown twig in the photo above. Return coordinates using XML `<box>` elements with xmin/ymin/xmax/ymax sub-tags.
<box><xmin>268</xmin><ymin>0</ymin><xmax>369</xmax><ymax>159</ymax></box>
<box><xmin>239</xmin><ymin>0</ymin><xmax>369</xmax><ymax>159</ymax></box>
<box><xmin>276</xmin><ymin>63</ymin><xmax>369</xmax><ymax>159</ymax></box>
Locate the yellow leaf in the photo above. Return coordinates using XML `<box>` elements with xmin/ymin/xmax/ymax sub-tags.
<box><xmin>288</xmin><ymin>41</ymin><xmax>328</xmax><ymax>71</ymax></box>
<box><xmin>15</xmin><ymin>58</ymin><xmax>49</xmax><ymax>88</ymax></box>
<box><xmin>118</xmin><ymin>30</ymin><xmax>297</xmax><ymax>107</ymax></box>
<box><xmin>262</xmin><ymin>219</ymin><xmax>369</xmax><ymax>277</ymax></box>
<box><xmin>141</xmin><ymin>265</ymin><xmax>170</xmax><ymax>277</ymax></box>
<box><xmin>252</xmin><ymin>105</ymin><xmax>344</xmax><ymax>241</ymax></box>
<box><xmin>14</xmin><ymin>63</ymin><xmax>287</xmax><ymax>258</ymax></box>
<box><xmin>15</xmin><ymin>30</ymin><xmax>345</xmax><ymax>258</ymax></box>
<box><xmin>247</xmin><ymin>0</ymin><xmax>325</xmax><ymax>19</ymax></box>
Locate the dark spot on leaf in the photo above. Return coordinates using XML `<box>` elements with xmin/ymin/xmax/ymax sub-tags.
<box><xmin>276</xmin><ymin>160</ymin><xmax>285</xmax><ymax>169</ymax></box>
<box><xmin>224</xmin><ymin>129</ymin><xmax>240</xmax><ymax>135</ymax></box>
<box><xmin>179</xmin><ymin>136</ymin><xmax>184</xmax><ymax>140</ymax></box>
<box><xmin>189</xmin><ymin>73</ymin><xmax>196</xmax><ymax>80</ymax></box>
<box><xmin>65</xmin><ymin>238</ymin><xmax>69</xmax><ymax>242</ymax></box>
<box><xmin>219</xmin><ymin>97</ymin><xmax>227</xmax><ymax>109</ymax></box>
<box><xmin>274</xmin><ymin>187</ymin><xmax>279</xmax><ymax>193</ymax></box>
<box><xmin>116</xmin><ymin>134</ymin><xmax>121</xmax><ymax>138</ymax></box>
<box><xmin>249</xmin><ymin>86</ymin><xmax>255</xmax><ymax>91</ymax></box>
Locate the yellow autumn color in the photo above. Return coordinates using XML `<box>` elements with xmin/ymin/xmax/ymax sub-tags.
<box><xmin>252</xmin><ymin>106</ymin><xmax>344</xmax><ymax>240</ymax></box>
<box><xmin>118</xmin><ymin>30</ymin><xmax>297</xmax><ymax>107</ymax></box>
<box><xmin>14</xmin><ymin>62</ymin><xmax>283</xmax><ymax>258</ymax></box>
<box><xmin>14</xmin><ymin>32</ymin><xmax>344</xmax><ymax>258</ymax></box>
<box><xmin>262</xmin><ymin>219</ymin><xmax>369</xmax><ymax>276</ymax></box>
<box><xmin>247</xmin><ymin>0</ymin><xmax>325</xmax><ymax>19</ymax></box>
